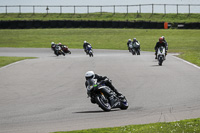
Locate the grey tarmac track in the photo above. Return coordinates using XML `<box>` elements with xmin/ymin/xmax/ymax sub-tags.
<box><xmin>0</xmin><ymin>48</ymin><xmax>200</xmax><ymax>133</ymax></box>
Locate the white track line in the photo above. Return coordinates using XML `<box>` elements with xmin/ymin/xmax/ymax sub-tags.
<box><xmin>0</xmin><ymin>59</ymin><xmax>27</xmax><ymax>70</ymax></box>
<box><xmin>173</xmin><ymin>56</ymin><xmax>200</xmax><ymax>70</ymax></box>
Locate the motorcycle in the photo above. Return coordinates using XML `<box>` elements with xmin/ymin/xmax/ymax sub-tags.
<box><xmin>54</xmin><ymin>45</ymin><xmax>65</xmax><ymax>56</ymax></box>
<box><xmin>51</xmin><ymin>44</ymin><xmax>56</xmax><ymax>51</ymax></box>
<box><xmin>133</xmin><ymin>42</ymin><xmax>140</xmax><ymax>55</ymax></box>
<box><xmin>86</xmin><ymin>78</ymin><xmax>128</xmax><ymax>111</ymax></box>
<box><xmin>128</xmin><ymin>43</ymin><xmax>136</xmax><ymax>55</ymax></box>
<box><xmin>62</xmin><ymin>45</ymin><xmax>71</xmax><ymax>54</ymax></box>
<box><xmin>87</xmin><ymin>45</ymin><xmax>93</xmax><ymax>57</ymax></box>
<box><xmin>157</xmin><ymin>46</ymin><xmax>166</xmax><ymax>66</ymax></box>
<box><xmin>85</xmin><ymin>45</ymin><xmax>93</xmax><ymax>57</ymax></box>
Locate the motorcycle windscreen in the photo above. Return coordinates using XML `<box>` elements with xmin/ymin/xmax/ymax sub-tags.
<box><xmin>86</xmin><ymin>79</ymin><xmax>97</xmax><ymax>91</ymax></box>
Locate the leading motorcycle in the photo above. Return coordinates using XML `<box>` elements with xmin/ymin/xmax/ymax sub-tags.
<box><xmin>133</xmin><ymin>42</ymin><xmax>140</xmax><ymax>55</ymax></box>
<box><xmin>157</xmin><ymin>46</ymin><xmax>166</xmax><ymax>66</ymax></box>
<box><xmin>86</xmin><ymin>78</ymin><xmax>128</xmax><ymax>111</ymax></box>
<box><xmin>54</xmin><ymin>45</ymin><xmax>65</xmax><ymax>56</ymax></box>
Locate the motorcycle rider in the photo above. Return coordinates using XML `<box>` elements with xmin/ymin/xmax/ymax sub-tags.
<box><xmin>85</xmin><ymin>71</ymin><xmax>123</xmax><ymax>103</ymax></box>
<box><xmin>58</xmin><ymin>42</ymin><xmax>65</xmax><ymax>48</ymax></box>
<box><xmin>83</xmin><ymin>41</ymin><xmax>92</xmax><ymax>54</ymax></box>
<box><xmin>162</xmin><ymin>36</ymin><xmax>168</xmax><ymax>55</ymax></box>
<box><xmin>127</xmin><ymin>39</ymin><xmax>132</xmax><ymax>52</ymax></box>
<box><xmin>154</xmin><ymin>37</ymin><xmax>167</xmax><ymax>59</ymax></box>
<box><xmin>132</xmin><ymin>38</ymin><xmax>140</xmax><ymax>52</ymax></box>
<box><xmin>51</xmin><ymin>42</ymin><xmax>56</xmax><ymax>51</ymax></box>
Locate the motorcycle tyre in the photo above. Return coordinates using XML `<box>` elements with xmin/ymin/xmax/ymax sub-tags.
<box><xmin>95</xmin><ymin>94</ymin><xmax>111</xmax><ymax>112</ymax></box>
<box><xmin>158</xmin><ymin>59</ymin><xmax>163</xmax><ymax>66</ymax></box>
<box><xmin>120</xmin><ymin>97</ymin><xmax>129</xmax><ymax>110</ymax></box>
<box><xmin>137</xmin><ymin>50</ymin><xmax>140</xmax><ymax>55</ymax></box>
<box><xmin>62</xmin><ymin>52</ymin><xmax>65</xmax><ymax>56</ymax></box>
<box><xmin>89</xmin><ymin>53</ymin><xmax>93</xmax><ymax>57</ymax></box>
<box><xmin>131</xmin><ymin>49</ymin><xmax>136</xmax><ymax>55</ymax></box>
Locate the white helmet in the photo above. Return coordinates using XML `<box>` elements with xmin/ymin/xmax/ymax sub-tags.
<box><xmin>84</xmin><ymin>41</ymin><xmax>87</xmax><ymax>43</ymax></box>
<box><xmin>133</xmin><ymin>38</ymin><xmax>136</xmax><ymax>41</ymax></box>
<box><xmin>128</xmin><ymin>39</ymin><xmax>131</xmax><ymax>41</ymax></box>
<box><xmin>162</xmin><ymin>36</ymin><xmax>165</xmax><ymax>40</ymax></box>
<box><xmin>85</xmin><ymin>71</ymin><xmax>95</xmax><ymax>79</ymax></box>
<box><xmin>51</xmin><ymin>42</ymin><xmax>55</xmax><ymax>45</ymax></box>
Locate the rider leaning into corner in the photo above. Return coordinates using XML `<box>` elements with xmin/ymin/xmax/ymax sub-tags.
<box><xmin>127</xmin><ymin>39</ymin><xmax>132</xmax><ymax>52</ymax></box>
<box><xmin>85</xmin><ymin>71</ymin><xmax>124</xmax><ymax>103</ymax></box>
<box><xmin>162</xmin><ymin>36</ymin><xmax>168</xmax><ymax>53</ymax></box>
<box><xmin>154</xmin><ymin>37</ymin><xmax>167</xmax><ymax>59</ymax></box>
<box><xmin>132</xmin><ymin>38</ymin><xmax>140</xmax><ymax>50</ymax></box>
<box><xmin>83</xmin><ymin>41</ymin><xmax>92</xmax><ymax>54</ymax></box>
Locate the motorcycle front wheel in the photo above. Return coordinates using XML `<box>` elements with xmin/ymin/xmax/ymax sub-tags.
<box><xmin>95</xmin><ymin>94</ymin><xmax>111</xmax><ymax>112</ymax></box>
<box><xmin>120</xmin><ymin>97</ymin><xmax>129</xmax><ymax>110</ymax></box>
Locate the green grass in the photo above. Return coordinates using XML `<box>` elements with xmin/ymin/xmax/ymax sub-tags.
<box><xmin>0</xmin><ymin>28</ymin><xmax>199</xmax><ymax>66</ymax></box>
<box><xmin>0</xmin><ymin>56</ymin><xmax>36</xmax><ymax>68</ymax></box>
<box><xmin>0</xmin><ymin>13</ymin><xmax>200</xmax><ymax>23</ymax></box>
<box><xmin>53</xmin><ymin>118</ymin><xmax>200</xmax><ymax>133</ymax></box>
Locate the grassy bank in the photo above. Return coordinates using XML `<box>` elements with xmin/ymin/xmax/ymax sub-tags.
<box><xmin>0</xmin><ymin>28</ymin><xmax>199</xmax><ymax>66</ymax></box>
<box><xmin>0</xmin><ymin>56</ymin><xmax>36</xmax><ymax>68</ymax></box>
<box><xmin>0</xmin><ymin>13</ymin><xmax>200</xmax><ymax>23</ymax></box>
<box><xmin>53</xmin><ymin>118</ymin><xmax>200</xmax><ymax>133</ymax></box>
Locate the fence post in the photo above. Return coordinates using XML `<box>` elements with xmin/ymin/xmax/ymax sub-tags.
<box><xmin>74</xmin><ymin>6</ymin><xmax>75</xmax><ymax>14</ymax></box>
<box><xmin>60</xmin><ymin>6</ymin><xmax>62</xmax><ymax>14</ymax></box>
<box><xmin>164</xmin><ymin>4</ymin><xmax>166</xmax><ymax>14</ymax></box>
<box><xmin>127</xmin><ymin>5</ymin><xmax>129</xmax><ymax>14</ymax></box>
<box><xmin>46</xmin><ymin>6</ymin><xmax>49</xmax><ymax>14</ymax></box>
<box><xmin>33</xmin><ymin>6</ymin><xmax>35</xmax><ymax>14</ymax></box>
<box><xmin>113</xmin><ymin>5</ymin><xmax>115</xmax><ymax>14</ymax></box>
<box><xmin>152</xmin><ymin>4</ymin><xmax>154</xmax><ymax>14</ymax></box>
<box><xmin>19</xmin><ymin>5</ymin><xmax>21</xmax><ymax>14</ymax></box>
<box><xmin>189</xmin><ymin>4</ymin><xmax>190</xmax><ymax>14</ymax></box>
<box><xmin>100</xmin><ymin>6</ymin><xmax>102</xmax><ymax>14</ymax></box>
<box><xmin>177</xmin><ymin>4</ymin><xmax>178</xmax><ymax>14</ymax></box>
<box><xmin>5</xmin><ymin>5</ymin><xmax>7</xmax><ymax>14</ymax></box>
<box><xmin>87</xmin><ymin>5</ymin><xmax>89</xmax><ymax>14</ymax></box>
<box><xmin>139</xmin><ymin>4</ymin><xmax>141</xmax><ymax>13</ymax></box>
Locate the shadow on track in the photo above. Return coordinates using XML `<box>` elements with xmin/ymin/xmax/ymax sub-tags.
<box><xmin>74</xmin><ymin>109</ymin><xmax>120</xmax><ymax>114</ymax></box>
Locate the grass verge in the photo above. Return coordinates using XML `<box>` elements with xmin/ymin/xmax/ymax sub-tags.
<box><xmin>53</xmin><ymin>118</ymin><xmax>200</xmax><ymax>133</ymax></box>
<box><xmin>0</xmin><ymin>13</ymin><xmax>200</xmax><ymax>23</ymax></box>
<box><xmin>0</xmin><ymin>56</ymin><xmax>36</xmax><ymax>68</ymax></box>
<box><xmin>0</xmin><ymin>28</ymin><xmax>199</xmax><ymax>66</ymax></box>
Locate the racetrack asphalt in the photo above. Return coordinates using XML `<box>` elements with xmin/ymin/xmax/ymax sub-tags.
<box><xmin>0</xmin><ymin>48</ymin><xmax>200</xmax><ymax>133</ymax></box>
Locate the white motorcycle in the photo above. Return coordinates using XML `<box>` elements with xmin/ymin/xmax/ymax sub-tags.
<box><xmin>128</xmin><ymin>43</ymin><xmax>135</xmax><ymax>55</ymax></box>
<box><xmin>157</xmin><ymin>46</ymin><xmax>166</xmax><ymax>66</ymax></box>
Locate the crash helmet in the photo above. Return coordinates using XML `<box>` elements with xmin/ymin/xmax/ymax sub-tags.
<box><xmin>58</xmin><ymin>42</ymin><xmax>62</xmax><ymax>45</ymax></box>
<box><xmin>159</xmin><ymin>37</ymin><xmax>163</xmax><ymax>42</ymax></box>
<box><xmin>128</xmin><ymin>39</ymin><xmax>131</xmax><ymax>41</ymax></box>
<box><xmin>162</xmin><ymin>36</ymin><xmax>165</xmax><ymax>40</ymax></box>
<box><xmin>51</xmin><ymin>42</ymin><xmax>55</xmax><ymax>45</ymax></box>
<box><xmin>84</xmin><ymin>41</ymin><xmax>87</xmax><ymax>43</ymax></box>
<box><xmin>85</xmin><ymin>71</ymin><xmax>95</xmax><ymax>80</ymax></box>
<box><xmin>133</xmin><ymin>38</ymin><xmax>136</xmax><ymax>41</ymax></box>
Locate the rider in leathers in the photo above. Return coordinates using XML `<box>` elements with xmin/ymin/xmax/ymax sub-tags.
<box><xmin>85</xmin><ymin>71</ymin><xmax>123</xmax><ymax>104</ymax></box>
<box><xmin>127</xmin><ymin>39</ymin><xmax>132</xmax><ymax>52</ymax></box>
<box><xmin>83</xmin><ymin>41</ymin><xmax>92</xmax><ymax>54</ymax></box>
<box><xmin>154</xmin><ymin>37</ymin><xmax>167</xmax><ymax>59</ymax></box>
<box><xmin>132</xmin><ymin>38</ymin><xmax>140</xmax><ymax>52</ymax></box>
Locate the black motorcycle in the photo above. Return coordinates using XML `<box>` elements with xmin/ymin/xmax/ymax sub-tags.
<box><xmin>86</xmin><ymin>78</ymin><xmax>128</xmax><ymax>111</ymax></box>
<box><xmin>54</xmin><ymin>45</ymin><xmax>65</xmax><ymax>56</ymax></box>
